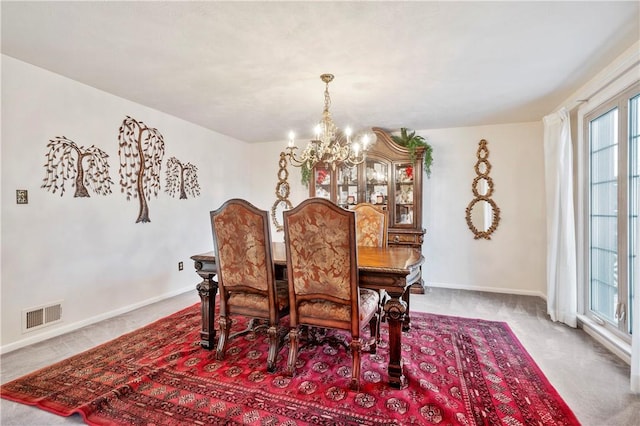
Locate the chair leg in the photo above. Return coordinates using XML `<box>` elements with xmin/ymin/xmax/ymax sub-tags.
<box><xmin>266</xmin><ymin>325</ymin><xmax>278</xmax><ymax>373</ymax></box>
<box><xmin>229</xmin><ymin>317</ymin><xmax>261</xmax><ymax>339</ymax></box>
<box><xmin>350</xmin><ymin>338</ymin><xmax>362</xmax><ymax>391</ymax></box>
<box><xmin>379</xmin><ymin>290</ymin><xmax>389</xmax><ymax>322</ymax></box>
<box><xmin>368</xmin><ymin>312</ymin><xmax>379</xmax><ymax>354</ymax></box>
<box><xmin>286</xmin><ymin>328</ymin><xmax>299</xmax><ymax>377</ymax></box>
<box><xmin>216</xmin><ymin>316</ymin><xmax>230</xmax><ymax>360</ymax></box>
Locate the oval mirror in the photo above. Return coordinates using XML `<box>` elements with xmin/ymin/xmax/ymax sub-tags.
<box><xmin>475</xmin><ymin>160</ymin><xmax>491</xmax><ymax>176</ymax></box>
<box><xmin>277</xmin><ymin>167</ymin><xmax>289</xmax><ymax>182</ymax></box>
<box><xmin>277</xmin><ymin>181</ymin><xmax>290</xmax><ymax>198</ymax></box>
<box><xmin>465</xmin><ymin>197</ymin><xmax>500</xmax><ymax>240</ymax></box>
<box><xmin>470</xmin><ymin>199</ymin><xmax>493</xmax><ymax>232</ymax></box>
<box><xmin>478</xmin><ymin>145</ymin><xmax>489</xmax><ymax>160</ymax></box>
<box><xmin>271</xmin><ymin>199</ymin><xmax>292</xmax><ymax>232</ymax></box>
<box><xmin>472</xmin><ymin>176</ymin><xmax>493</xmax><ymax>197</ymax></box>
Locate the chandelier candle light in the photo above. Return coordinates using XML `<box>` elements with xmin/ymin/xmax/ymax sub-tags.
<box><xmin>286</xmin><ymin>74</ymin><xmax>372</xmax><ymax>170</ymax></box>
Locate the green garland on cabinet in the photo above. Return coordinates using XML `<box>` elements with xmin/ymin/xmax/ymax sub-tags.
<box><xmin>391</xmin><ymin>128</ymin><xmax>433</xmax><ymax>178</ymax></box>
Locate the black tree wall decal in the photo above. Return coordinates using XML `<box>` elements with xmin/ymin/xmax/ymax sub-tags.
<box><xmin>118</xmin><ymin>116</ymin><xmax>165</xmax><ymax>223</ymax></box>
<box><xmin>165</xmin><ymin>157</ymin><xmax>200</xmax><ymax>199</ymax></box>
<box><xmin>41</xmin><ymin>136</ymin><xmax>113</xmax><ymax>197</ymax></box>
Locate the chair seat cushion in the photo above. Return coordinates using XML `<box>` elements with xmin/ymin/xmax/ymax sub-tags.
<box><xmin>298</xmin><ymin>288</ymin><xmax>379</xmax><ymax>325</ymax></box>
<box><xmin>228</xmin><ymin>280</ymin><xmax>289</xmax><ymax>312</ymax></box>
<box><xmin>358</xmin><ymin>288</ymin><xmax>380</xmax><ymax>325</ymax></box>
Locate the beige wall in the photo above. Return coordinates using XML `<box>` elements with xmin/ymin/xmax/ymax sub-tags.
<box><xmin>1</xmin><ymin>56</ymin><xmax>252</xmax><ymax>352</ymax></box>
<box><xmin>423</xmin><ymin>122</ymin><xmax>546</xmax><ymax>296</ymax></box>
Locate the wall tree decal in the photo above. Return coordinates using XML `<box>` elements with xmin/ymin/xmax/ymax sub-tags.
<box><xmin>118</xmin><ymin>116</ymin><xmax>165</xmax><ymax>223</ymax></box>
<box><xmin>41</xmin><ymin>136</ymin><xmax>113</xmax><ymax>197</ymax></box>
<box><xmin>165</xmin><ymin>157</ymin><xmax>200</xmax><ymax>199</ymax></box>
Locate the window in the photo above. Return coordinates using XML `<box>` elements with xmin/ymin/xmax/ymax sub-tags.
<box><xmin>584</xmin><ymin>83</ymin><xmax>639</xmax><ymax>341</ymax></box>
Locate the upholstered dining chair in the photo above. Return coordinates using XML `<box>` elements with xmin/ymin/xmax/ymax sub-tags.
<box><xmin>353</xmin><ymin>203</ymin><xmax>391</xmax><ymax>331</ymax></box>
<box><xmin>210</xmin><ymin>198</ymin><xmax>289</xmax><ymax>373</ymax></box>
<box><xmin>282</xmin><ymin>197</ymin><xmax>380</xmax><ymax>391</ymax></box>
<box><xmin>353</xmin><ymin>203</ymin><xmax>388</xmax><ymax>248</ymax></box>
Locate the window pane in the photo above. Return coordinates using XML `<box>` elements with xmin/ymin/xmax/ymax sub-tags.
<box><xmin>629</xmin><ymin>94</ymin><xmax>639</xmax><ymax>334</ymax></box>
<box><xmin>590</xmin><ymin>108</ymin><xmax>619</xmax><ymax>323</ymax></box>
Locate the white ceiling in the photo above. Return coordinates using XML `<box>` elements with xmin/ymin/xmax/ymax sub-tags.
<box><xmin>2</xmin><ymin>1</ymin><xmax>638</xmax><ymax>143</ymax></box>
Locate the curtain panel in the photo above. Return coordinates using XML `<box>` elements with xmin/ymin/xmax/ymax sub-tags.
<box><xmin>543</xmin><ymin>108</ymin><xmax>578</xmax><ymax>328</ymax></box>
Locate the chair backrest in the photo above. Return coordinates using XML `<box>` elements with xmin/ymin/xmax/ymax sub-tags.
<box><xmin>283</xmin><ymin>197</ymin><xmax>359</xmax><ymax>331</ymax></box>
<box><xmin>353</xmin><ymin>203</ymin><xmax>388</xmax><ymax>247</ymax></box>
<box><xmin>210</xmin><ymin>198</ymin><xmax>275</xmax><ymax>296</ymax></box>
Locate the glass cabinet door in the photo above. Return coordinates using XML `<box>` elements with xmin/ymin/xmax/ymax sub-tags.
<box><xmin>336</xmin><ymin>164</ymin><xmax>358</xmax><ymax>209</ymax></box>
<box><xmin>365</xmin><ymin>159</ymin><xmax>389</xmax><ymax>211</ymax></box>
<box><xmin>313</xmin><ymin>166</ymin><xmax>332</xmax><ymax>199</ymax></box>
<box><xmin>394</xmin><ymin>163</ymin><xmax>415</xmax><ymax>226</ymax></box>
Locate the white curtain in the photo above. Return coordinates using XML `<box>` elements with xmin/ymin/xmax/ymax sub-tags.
<box><xmin>543</xmin><ymin>108</ymin><xmax>578</xmax><ymax>327</ymax></box>
<box><xmin>632</xmin><ymin>192</ymin><xmax>639</xmax><ymax>393</ymax></box>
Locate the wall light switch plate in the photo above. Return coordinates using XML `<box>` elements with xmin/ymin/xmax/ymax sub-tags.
<box><xmin>16</xmin><ymin>190</ymin><xmax>28</xmax><ymax>204</ymax></box>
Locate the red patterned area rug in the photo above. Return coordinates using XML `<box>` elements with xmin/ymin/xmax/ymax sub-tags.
<box><xmin>1</xmin><ymin>303</ymin><xmax>580</xmax><ymax>425</ymax></box>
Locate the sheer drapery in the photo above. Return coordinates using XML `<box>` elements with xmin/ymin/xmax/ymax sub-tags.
<box><xmin>543</xmin><ymin>108</ymin><xmax>578</xmax><ymax>327</ymax></box>
<box><xmin>632</xmin><ymin>193</ymin><xmax>639</xmax><ymax>393</ymax></box>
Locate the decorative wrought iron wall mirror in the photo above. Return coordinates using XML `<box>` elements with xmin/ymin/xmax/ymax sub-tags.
<box><xmin>271</xmin><ymin>152</ymin><xmax>293</xmax><ymax>232</ymax></box>
<box><xmin>465</xmin><ymin>139</ymin><xmax>500</xmax><ymax>239</ymax></box>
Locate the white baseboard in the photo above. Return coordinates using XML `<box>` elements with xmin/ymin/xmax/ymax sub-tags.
<box><xmin>0</xmin><ymin>285</ymin><xmax>195</xmax><ymax>355</ymax></box>
<box><xmin>426</xmin><ymin>281</ymin><xmax>547</xmax><ymax>300</ymax></box>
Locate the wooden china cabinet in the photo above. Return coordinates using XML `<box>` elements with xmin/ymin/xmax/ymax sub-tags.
<box><xmin>309</xmin><ymin>127</ymin><xmax>426</xmax><ymax>293</ymax></box>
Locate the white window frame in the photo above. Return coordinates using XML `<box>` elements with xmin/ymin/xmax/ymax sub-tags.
<box><xmin>576</xmin><ymin>65</ymin><xmax>639</xmax><ymax>363</ymax></box>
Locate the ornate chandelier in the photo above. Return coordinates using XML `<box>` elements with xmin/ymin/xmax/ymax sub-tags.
<box><xmin>286</xmin><ymin>74</ymin><xmax>372</xmax><ymax>170</ymax></box>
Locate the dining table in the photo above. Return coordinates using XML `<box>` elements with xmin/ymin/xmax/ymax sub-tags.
<box><xmin>190</xmin><ymin>242</ymin><xmax>424</xmax><ymax>389</ymax></box>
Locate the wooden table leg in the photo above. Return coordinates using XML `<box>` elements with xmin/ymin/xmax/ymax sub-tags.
<box><xmin>194</xmin><ymin>260</ymin><xmax>218</xmax><ymax>350</ymax></box>
<box><xmin>402</xmin><ymin>290</ymin><xmax>411</xmax><ymax>332</ymax></box>
<box><xmin>384</xmin><ymin>294</ymin><xmax>408</xmax><ymax>389</ymax></box>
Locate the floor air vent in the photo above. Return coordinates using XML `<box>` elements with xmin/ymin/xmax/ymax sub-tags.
<box><xmin>22</xmin><ymin>301</ymin><xmax>62</xmax><ymax>333</ymax></box>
